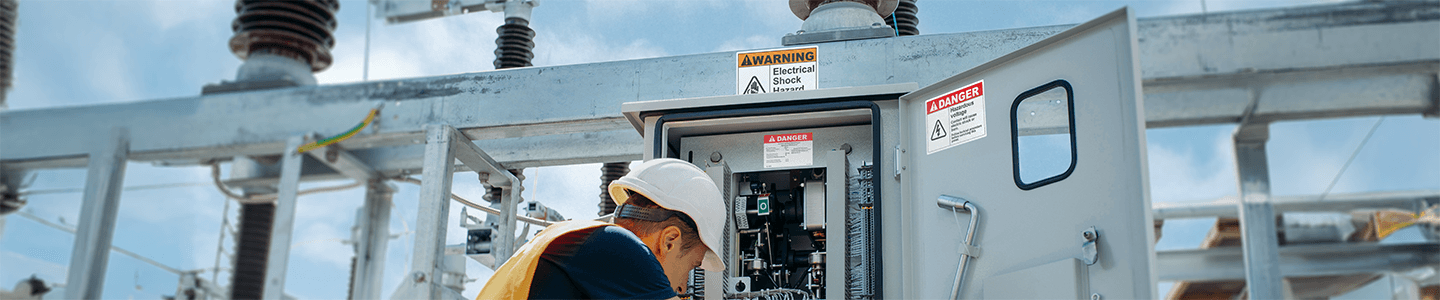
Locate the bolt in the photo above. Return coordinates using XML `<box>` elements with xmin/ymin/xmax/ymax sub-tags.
<box><xmin>710</xmin><ymin>151</ymin><xmax>723</xmax><ymax>163</ymax></box>
<box><xmin>1083</xmin><ymin>230</ymin><xmax>1096</xmax><ymax>241</ymax></box>
<box><xmin>1091</xmin><ymin>293</ymin><xmax>1101</xmax><ymax>300</ymax></box>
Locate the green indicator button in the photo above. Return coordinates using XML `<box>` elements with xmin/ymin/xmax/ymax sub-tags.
<box><xmin>757</xmin><ymin>195</ymin><xmax>771</xmax><ymax>216</ymax></box>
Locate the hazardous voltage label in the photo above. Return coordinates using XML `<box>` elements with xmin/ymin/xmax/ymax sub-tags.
<box><xmin>925</xmin><ymin>80</ymin><xmax>987</xmax><ymax>155</ymax></box>
<box><xmin>763</xmin><ymin>132</ymin><xmax>813</xmax><ymax>168</ymax></box>
<box><xmin>737</xmin><ymin>47</ymin><xmax>817</xmax><ymax>95</ymax></box>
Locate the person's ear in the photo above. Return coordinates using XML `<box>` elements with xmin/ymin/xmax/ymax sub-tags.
<box><xmin>661</xmin><ymin>225</ymin><xmax>683</xmax><ymax>252</ymax></box>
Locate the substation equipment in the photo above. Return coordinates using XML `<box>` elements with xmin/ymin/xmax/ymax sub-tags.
<box><xmin>0</xmin><ymin>0</ymin><xmax>1437</xmax><ymax>299</ymax></box>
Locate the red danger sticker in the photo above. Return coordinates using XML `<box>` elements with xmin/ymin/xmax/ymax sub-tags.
<box><xmin>925</xmin><ymin>80</ymin><xmax>987</xmax><ymax>155</ymax></box>
<box><xmin>764</xmin><ymin>132</ymin><xmax>813</xmax><ymax>143</ymax></box>
<box><xmin>763</xmin><ymin>132</ymin><xmax>814</xmax><ymax>168</ymax></box>
<box><xmin>926</xmin><ymin>81</ymin><xmax>984</xmax><ymax>114</ymax></box>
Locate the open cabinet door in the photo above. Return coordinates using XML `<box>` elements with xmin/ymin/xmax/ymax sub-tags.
<box><xmin>896</xmin><ymin>8</ymin><xmax>1154</xmax><ymax>299</ymax></box>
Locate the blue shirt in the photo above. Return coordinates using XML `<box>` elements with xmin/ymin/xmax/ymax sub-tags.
<box><xmin>528</xmin><ymin>226</ymin><xmax>677</xmax><ymax>300</ymax></box>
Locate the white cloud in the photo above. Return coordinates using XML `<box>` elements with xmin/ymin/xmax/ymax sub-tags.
<box><xmin>85</xmin><ymin>34</ymin><xmax>140</xmax><ymax>102</ymax></box>
<box><xmin>143</xmin><ymin>0</ymin><xmax>231</xmax><ymax>32</ymax></box>
<box><xmin>715</xmin><ymin>35</ymin><xmax>776</xmax><ymax>52</ymax></box>
<box><xmin>1146</xmin><ymin>129</ymin><xmax>1238</xmax><ymax>203</ymax></box>
<box><xmin>581</xmin><ymin>0</ymin><xmax>730</xmax><ymax>26</ymax></box>
<box><xmin>533</xmin><ymin>32</ymin><xmax>668</xmax><ymax>66</ymax></box>
<box><xmin>319</xmin><ymin>12</ymin><xmax>505</xmax><ymax>84</ymax></box>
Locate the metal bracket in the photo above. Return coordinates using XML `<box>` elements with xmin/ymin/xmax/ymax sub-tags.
<box><xmin>1080</xmin><ymin>227</ymin><xmax>1099</xmax><ymax>266</ymax></box>
<box><xmin>305</xmin><ymin>136</ymin><xmax>392</xmax><ymax>193</ymax></box>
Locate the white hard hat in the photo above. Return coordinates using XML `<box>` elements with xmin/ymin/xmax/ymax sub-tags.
<box><xmin>608</xmin><ymin>158</ymin><xmax>727</xmax><ymax>272</ymax></box>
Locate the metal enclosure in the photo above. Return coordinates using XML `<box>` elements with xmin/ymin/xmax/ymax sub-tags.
<box><xmin>898</xmin><ymin>8</ymin><xmax>1153</xmax><ymax>299</ymax></box>
<box><xmin>622</xmin><ymin>8</ymin><xmax>1157</xmax><ymax>298</ymax></box>
<box><xmin>624</xmin><ymin>8</ymin><xmax>1154</xmax><ymax>300</ymax></box>
<box><xmin>625</xmin><ymin>84</ymin><xmax>906</xmax><ymax>299</ymax></box>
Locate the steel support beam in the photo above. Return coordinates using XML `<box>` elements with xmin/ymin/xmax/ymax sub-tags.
<box><xmin>1156</xmin><ymin>242</ymin><xmax>1440</xmax><ymax>282</ymax></box>
<box><xmin>3</xmin><ymin>2</ymin><xmax>1434</xmax><ymax>174</ymax></box>
<box><xmin>1153</xmin><ymin>189</ymin><xmax>1440</xmax><ymax>220</ymax></box>
<box><xmin>446</xmin><ymin>127</ymin><xmax>521</xmax><ymax>264</ymax></box>
<box><xmin>411</xmin><ymin>124</ymin><xmax>457</xmax><ymax>299</ymax></box>
<box><xmin>350</xmin><ymin>180</ymin><xmax>393</xmax><ymax>300</ymax></box>
<box><xmin>306</xmin><ymin>135</ymin><xmax>398</xmax><ymax>299</ymax></box>
<box><xmin>63</xmin><ymin>128</ymin><xmax>128</xmax><ymax>299</ymax></box>
<box><xmin>1233</xmin><ymin>123</ymin><xmax>1285</xmax><ymax>299</ymax></box>
<box><xmin>261</xmin><ymin>135</ymin><xmax>306</xmax><ymax>300</ymax></box>
<box><xmin>496</xmin><ymin>181</ymin><xmax>520</xmax><ymax>266</ymax></box>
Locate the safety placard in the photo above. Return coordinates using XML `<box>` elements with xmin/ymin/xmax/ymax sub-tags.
<box><xmin>925</xmin><ymin>80</ymin><xmax>987</xmax><ymax>155</ymax></box>
<box><xmin>737</xmin><ymin>47</ymin><xmax>817</xmax><ymax>95</ymax></box>
<box><xmin>763</xmin><ymin>132</ymin><xmax>813</xmax><ymax>168</ymax></box>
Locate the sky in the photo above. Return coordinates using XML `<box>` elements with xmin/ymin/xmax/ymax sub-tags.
<box><xmin>1</xmin><ymin>0</ymin><xmax>1437</xmax><ymax>299</ymax></box>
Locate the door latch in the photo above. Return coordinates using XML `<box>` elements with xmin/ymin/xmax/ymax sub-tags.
<box><xmin>1080</xmin><ymin>226</ymin><xmax>1099</xmax><ymax>265</ymax></box>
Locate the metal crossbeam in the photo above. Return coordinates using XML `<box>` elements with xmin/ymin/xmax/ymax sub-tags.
<box><xmin>305</xmin><ymin>142</ymin><xmax>385</xmax><ymax>185</ymax></box>
<box><xmin>1156</xmin><ymin>242</ymin><xmax>1440</xmax><ymax>282</ymax></box>
<box><xmin>2</xmin><ymin>2</ymin><xmax>1434</xmax><ymax>176</ymax></box>
<box><xmin>1153</xmin><ymin>190</ymin><xmax>1440</xmax><ymax>220</ymax></box>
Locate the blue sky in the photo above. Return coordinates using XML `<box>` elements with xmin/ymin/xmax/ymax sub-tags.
<box><xmin>2</xmin><ymin>0</ymin><xmax>1437</xmax><ymax>299</ymax></box>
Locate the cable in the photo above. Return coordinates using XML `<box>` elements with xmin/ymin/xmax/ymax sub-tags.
<box><xmin>14</xmin><ymin>210</ymin><xmax>184</xmax><ymax>275</ymax></box>
<box><xmin>19</xmin><ymin>181</ymin><xmax>216</xmax><ymax>195</ymax></box>
<box><xmin>210</xmin><ymin>163</ymin><xmax>363</xmax><ymax>204</ymax></box>
<box><xmin>1319</xmin><ymin>116</ymin><xmax>1385</xmax><ymax>201</ymax></box>
<box><xmin>297</xmin><ymin>108</ymin><xmax>379</xmax><ymax>153</ymax></box>
<box><xmin>363</xmin><ymin>0</ymin><xmax>372</xmax><ymax>81</ymax></box>
<box><xmin>211</xmin><ymin>189</ymin><xmax>233</xmax><ymax>285</ymax></box>
<box><xmin>393</xmin><ymin>176</ymin><xmax>553</xmax><ymax>226</ymax></box>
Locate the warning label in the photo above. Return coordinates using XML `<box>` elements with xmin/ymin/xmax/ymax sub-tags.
<box><xmin>925</xmin><ymin>80</ymin><xmax>987</xmax><ymax>155</ymax></box>
<box><xmin>763</xmin><ymin>132</ymin><xmax>814</xmax><ymax>168</ymax></box>
<box><xmin>737</xmin><ymin>47</ymin><xmax>817</xmax><ymax>95</ymax></box>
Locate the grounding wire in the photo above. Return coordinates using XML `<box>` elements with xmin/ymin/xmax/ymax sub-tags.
<box><xmin>296</xmin><ymin>108</ymin><xmax>379</xmax><ymax>153</ymax></box>
<box><xmin>1319</xmin><ymin>116</ymin><xmax>1385</xmax><ymax>201</ymax></box>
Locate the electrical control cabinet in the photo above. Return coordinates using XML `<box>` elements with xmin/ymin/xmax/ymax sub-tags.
<box><xmin>623</xmin><ymin>8</ymin><xmax>1152</xmax><ymax>300</ymax></box>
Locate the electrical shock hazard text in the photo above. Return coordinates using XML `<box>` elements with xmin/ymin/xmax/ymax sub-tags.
<box><xmin>925</xmin><ymin>80</ymin><xmax>987</xmax><ymax>155</ymax></box>
<box><xmin>763</xmin><ymin>132</ymin><xmax>814</xmax><ymax>168</ymax></box>
<box><xmin>737</xmin><ymin>47</ymin><xmax>818</xmax><ymax>95</ymax></box>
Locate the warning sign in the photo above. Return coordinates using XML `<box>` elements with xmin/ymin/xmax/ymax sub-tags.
<box><xmin>737</xmin><ymin>47</ymin><xmax>817</xmax><ymax>95</ymax></box>
<box><xmin>925</xmin><ymin>80</ymin><xmax>987</xmax><ymax>155</ymax></box>
<box><xmin>763</xmin><ymin>132</ymin><xmax>814</xmax><ymax>168</ymax></box>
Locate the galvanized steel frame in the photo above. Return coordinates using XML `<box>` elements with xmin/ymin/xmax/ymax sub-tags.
<box><xmin>0</xmin><ymin>1</ymin><xmax>1435</xmax><ymax>298</ymax></box>
<box><xmin>2</xmin><ymin>2</ymin><xmax>1434</xmax><ymax>175</ymax></box>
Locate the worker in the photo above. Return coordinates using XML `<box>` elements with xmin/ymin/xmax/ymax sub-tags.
<box><xmin>476</xmin><ymin>158</ymin><xmax>726</xmax><ymax>300</ymax></box>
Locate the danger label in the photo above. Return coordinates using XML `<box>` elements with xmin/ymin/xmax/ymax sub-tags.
<box><xmin>737</xmin><ymin>47</ymin><xmax>818</xmax><ymax>95</ymax></box>
<box><xmin>925</xmin><ymin>80</ymin><xmax>987</xmax><ymax>155</ymax></box>
<box><xmin>763</xmin><ymin>132</ymin><xmax>814</xmax><ymax>168</ymax></box>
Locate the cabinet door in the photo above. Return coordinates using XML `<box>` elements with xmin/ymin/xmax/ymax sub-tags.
<box><xmin>896</xmin><ymin>8</ymin><xmax>1154</xmax><ymax>299</ymax></box>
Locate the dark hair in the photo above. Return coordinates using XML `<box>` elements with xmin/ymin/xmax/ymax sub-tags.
<box><xmin>614</xmin><ymin>190</ymin><xmax>705</xmax><ymax>252</ymax></box>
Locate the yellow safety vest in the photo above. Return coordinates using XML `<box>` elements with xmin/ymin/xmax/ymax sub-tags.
<box><xmin>475</xmin><ymin>220</ymin><xmax>614</xmax><ymax>300</ymax></box>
